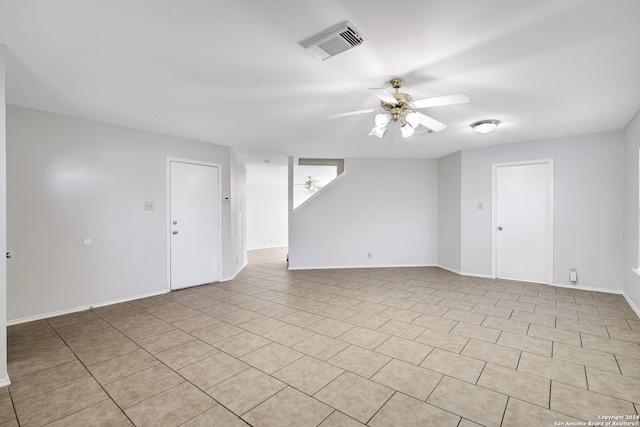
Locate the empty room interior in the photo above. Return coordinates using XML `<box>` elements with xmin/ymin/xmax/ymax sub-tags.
<box><xmin>1</xmin><ymin>1</ymin><xmax>640</xmax><ymax>426</ymax></box>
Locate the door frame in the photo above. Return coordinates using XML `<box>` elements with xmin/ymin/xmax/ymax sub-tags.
<box><xmin>166</xmin><ymin>157</ymin><xmax>222</xmax><ymax>292</ymax></box>
<box><xmin>491</xmin><ymin>159</ymin><xmax>554</xmax><ymax>284</ymax></box>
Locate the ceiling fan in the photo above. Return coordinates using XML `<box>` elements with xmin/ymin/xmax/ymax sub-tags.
<box><xmin>294</xmin><ymin>176</ymin><xmax>323</xmax><ymax>192</ymax></box>
<box><xmin>329</xmin><ymin>78</ymin><xmax>470</xmax><ymax>138</ymax></box>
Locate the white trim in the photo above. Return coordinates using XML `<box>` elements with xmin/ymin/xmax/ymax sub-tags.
<box><xmin>166</xmin><ymin>157</ymin><xmax>223</xmax><ymax>291</ymax></box>
<box><xmin>0</xmin><ymin>376</ymin><xmax>10</xmax><ymax>388</ymax></box>
<box><xmin>623</xmin><ymin>292</ymin><xmax>640</xmax><ymax>319</ymax></box>
<box><xmin>6</xmin><ymin>289</ymin><xmax>168</xmax><ymax>326</ymax></box>
<box><xmin>288</xmin><ymin>263</ymin><xmax>438</xmax><ymax>271</ymax></box>
<box><xmin>222</xmin><ymin>260</ymin><xmax>248</xmax><ymax>281</ymax></box>
<box><xmin>631</xmin><ymin>267</ymin><xmax>640</xmax><ymax>278</ymax></box>
<box><xmin>492</xmin><ymin>159</ymin><xmax>554</xmax><ymax>284</ymax></box>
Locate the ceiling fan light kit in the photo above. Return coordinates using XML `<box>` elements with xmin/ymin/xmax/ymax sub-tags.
<box><xmin>330</xmin><ymin>78</ymin><xmax>470</xmax><ymax>138</ymax></box>
<box><xmin>471</xmin><ymin>119</ymin><xmax>500</xmax><ymax>134</ymax></box>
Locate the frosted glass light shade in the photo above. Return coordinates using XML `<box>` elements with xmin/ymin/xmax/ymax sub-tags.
<box><xmin>405</xmin><ymin>111</ymin><xmax>420</xmax><ymax>128</ymax></box>
<box><xmin>400</xmin><ymin>123</ymin><xmax>415</xmax><ymax>138</ymax></box>
<box><xmin>372</xmin><ymin>126</ymin><xmax>387</xmax><ymax>138</ymax></box>
<box><xmin>375</xmin><ymin>113</ymin><xmax>390</xmax><ymax>127</ymax></box>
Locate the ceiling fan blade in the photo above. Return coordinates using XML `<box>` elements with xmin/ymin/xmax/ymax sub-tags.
<box><xmin>328</xmin><ymin>108</ymin><xmax>378</xmax><ymax>119</ymax></box>
<box><xmin>412</xmin><ymin>93</ymin><xmax>470</xmax><ymax>109</ymax></box>
<box><xmin>417</xmin><ymin>112</ymin><xmax>447</xmax><ymax>132</ymax></box>
<box><xmin>369</xmin><ymin>88</ymin><xmax>398</xmax><ymax>104</ymax></box>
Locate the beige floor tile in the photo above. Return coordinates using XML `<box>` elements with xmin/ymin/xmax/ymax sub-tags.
<box><xmin>321</xmin><ymin>305</ymin><xmax>358</xmax><ymax>321</ymax></box>
<box><xmin>415</xmin><ymin>328</ymin><xmax>469</xmax><ymax>353</ymax></box>
<box><xmin>461</xmin><ymin>339</ymin><xmax>521</xmax><ymax>369</ymax></box>
<box><xmin>293</xmin><ymin>334</ymin><xmax>350</xmax><ymax>360</ymax></box>
<box><xmin>72</xmin><ymin>336</ymin><xmax>140</xmax><ymax>367</ymax></box>
<box><xmin>280</xmin><ymin>311</ymin><xmax>325</xmax><ymax>327</ymax></box>
<box><xmin>181</xmin><ymin>404</ymin><xmax>247</xmax><ymax>427</ymax></box>
<box><xmin>411</xmin><ymin>313</ymin><xmax>457</xmax><ymax>332</ymax></box>
<box><xmin>178</xmin><ymin>352</ymin><xmax>249</xmax><ymax>389</ymax></box>
<box><xmin>420</xmin><ymin>348</ymin><xmax>485</xmax><ymax>383</ymax></box>
<box><xmin>371</xmin><ymin>359</ymin><xmax>442</xmax><ymax>400</ymax></box>
<box><xmin>328</xmin><ymin>345</ymin><xmax>391</xmax><ymax>378</ymax></box>
<box><xmin>240</xmin><ymin>342</ymin><xmax>304</xmax><ymax>373</ymax></box>
<box><xmin>470</xmin><ymin>303</ymin><xmax>513</xmax><ymax>319</ymax></box>
<box><xmin>119</xmin><ymin>318</ymin><xmax>176</xmax><ymax>342</ymax></box>
<box><xmin>213</xmin><ymin>331</ymin><xmax>271</xmax><ymax>357</ymax></box>
<box><xmin>578</xmin><ymin>312</ymin><xmax>632</xmax><ymax>328</ymax></box>
<box><xmin>14</xmin><ymin>378</ymin><xmax>108</xmax><ymax>427</ymax></box>
<box><xmin>7</xmin><ymin>343</ymin><xmax>77</xmax><ymax>379</ymax></box>
<box><xmin>527</xmin><ymin>324</ymin><xmax>581</xmax><ymax>346</ymax></box>
<box><xmin>63</xmin><ymin>327</ymin><xmax>127</xmax><ymax>352</ymax></box>
<box><xmin>607</xmin><ymin>326</ymin><xmax>640</xmax><ymax>343</ymax></box>
<box><xmin>104</xmin><ymin>364</ymin><xmax>184</xmax><ymax>409</ymax></box>
<box><xmin>238</xmin><ymin>315</ymin><xmax>286</xmax><ymax>335</ymax></box>
<box><xmin>502</xmin><ymin>397</ymin><xmax>582</xmax><ymax>426</ymax></box>
<box><xmin>306</xmin><ymin>317</ymin><xmax>354</xmax><ymax>338</ymax></box>
<box><xmin>136</xmin><ymin>328</ymin><xmax>194</xmax><ymax>354</ymax></box>
<box><xmin>518</xmin><ymin>351</ymin><xmax>587</xmax><ymax>388</ymax></box>
<box><xmin>378</xmin><ymin>307</ymin><xmax>421</xmax><ymax>323</ymax></box>
<box><xmin>510</xmin><ymin>310</ymin><xmax>556</xmax><ymax>327</ymax></box>
<box><xmin>585</xmin><ymin>367</ymin><xmax>640</xmax><ymax>403</ymax></box>
<box><xmin>318</xmin><ymin>411</ymin><xmax>365</xmax><ymax>426</ymax></box>
<box><xmin>155</xmin><ymin>339</ymin><xmax>218</xmax><ymax>370</ymax></box>
<box><xmin>124</xmin><ymin>382</ymin><xmax>215</xmax><ymax>426</ymax></box>
<box><xmin>216</xmin><ymin>307</ymin><xmax>263</xmax><ymax>325</ymax></box>
<box><xmin>497</xmin><ymin>331</ymin><xmax>552</xmax><ymax>356</ymax></box>
<box><xmin>206</xmin><ymin>368</ymin><xmax>286</xmax><ymax>415</ymax></box>
<box><xmin>581</xmin><ymin>334</ymin><xmax>640</xmax><ymax>358</ymax></box>
<box><xmin>374</xmin><ymin>336</ymin><xmax>433</xmax><ymax>365</ymax></box>
<box><xmin>427</xmin><ymin>376</ymin><xmax>508</xmax><ymax>427</ymax></box>
<box><xmin>190</xmin><ymin>322</ymin><xmax>244</xmax><ymax>345</ymax></box>
<box><xmin>481</xmin><ymin>315</ymin><xmax>529</xmax><ymax>335</ymax></box>
<box><xmin>338</xmin><ymin>326</ymin><xmax>390</xmax><ymax>349</ymax></box>
<box><xmin>551</xmin><ymin>381</ymin><xmax>636</xmax><ymax>421</ymax></box>
<box><xmin>369</xmin><ymin>392</ymin><xmax>460</xmax><ymax>427</ymax></box>
<box><xmin>450</xmin><ymin>322</ymin><xmax>501</xmax><ymax>343</ymax></box>
<box><xmin>442</xmin><ymin>309</ymin><xmax>486</xmax><ymax>325</ymax></box>
<box><xmin>199</xmin><ymin>302</ymin><xmax>241</xmax><ymax>317</ymax></box>
<box><xmin>552</xmin><ymin>342</ymin><xmax>620</xmax><ymax>373</ymax></box>
<box><xmin>555</xmin><ymin>318</ymin><xmax>609</xmax><ymax>337</ymax></box>
<box><xmin>53</xmin><ymin>318</ymin><xmax>113</xmax><ymax>339</ymax></box>
<box><xmin>243</xmin><ymin>386</ymin><xmax>333</xmax><ymax>427</ymax></box>
<box><xmin>457</xmin><ymin>419</ymin><xmax>484</xmax><ymax>427</ymax></box>
<box><xmin>45</xmin><ymin>399</ymin><xmax>133</xmax><ymax>427</ymax></box>
<box><xmin>274</xmin><ymin>355</ymin><xmax>344</xmax><ymax>395</ymax></box>
<box><xmin>171</xmin><ymin>314</ymin><xmax>221</xmax><ymax>333</ymax></box>
<box><xmin>478</xmin><ymin>363</ymin><xmax>550</xmax><ymax>407</ymax></box>
<box><xmin>534</xmin><ymin>305</ymin><xmax>578</xmax><ymax>321</ymax></box>
<box><xmin>496</xmin><ymin>299</ymin><xmax>535</xmax><ymax>313</ymax></box>
<box><xmin>617</xmin><ymin>354</ymin><xmax>640</xmax><ymax>379</ymax></box>
<box><xmin>0</xmin><ymin>392</ymin><xmax>16</xmax><ymax>425</ymax></box>
<box><xmin>79</xmin><ymin>350</ymin><xmax>150</xmax><ymax>387</ymax></box>
<box><xmin>263</xmin><ymin>324</ymin><xmax>316</xmax><ymax>346</ymax></box>
<box><xmin>376</xmin><ymin>319</ymin><xmax>425</xmax><ymax>340</ymax></box>
<box><xmin>314</xmin><ymin>372</ymin><xmax>394</xmax><ymax>424</ymax></box>
<box><xmin>8</xmin><ymin>360</ymin><xmax>90</xmax><ymax>403</ymax></box>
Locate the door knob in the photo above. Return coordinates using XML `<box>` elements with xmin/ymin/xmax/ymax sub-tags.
<box><xmin>172</xmin><ymin>231</ymin><xmax>178</xmax><ymax>235</ymax></box>
<box><xmin>498</xmin><ymin>226</ymin><xmax>503</xmax><ymax>231</ymax></box>
<box><xmin>172</xmin><ymin>220</ymin><xmax>177</xmax><ymax>225</ymax></box>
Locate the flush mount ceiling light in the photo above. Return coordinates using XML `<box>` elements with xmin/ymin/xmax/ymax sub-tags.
<box><xmin>329</xmin><ymin>78</ymin><xmax>470</xmax><ymax>138</ymax></box>
<box><xmin>471</xmin><ymin>119</ymin><xmax>500</xmax><ymax>134</ymax></box>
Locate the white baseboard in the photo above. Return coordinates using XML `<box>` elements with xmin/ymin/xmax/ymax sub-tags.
<box><xmin>436</xmin><ymin>264</ymin><xmax>494</xmax><ymax>279</ymax></box>
<box><xmin>288</xmin><ymin>263</ymin><xmax>437</xmax><ymax>271</ymax></box>
<box><xmin>622</xmin><ymin>292</ymin><xmax>640</xmax><ymax>319</ymax></box>
<box><xmin>0</xmin><ymin>375</ymin><xmax>10</xmax><ymax>388</ymax></box>
<box><xmin>222</xmin><ymin>260</ymin><xmax>249</xmax><ymax>281</ymax></box>
<box><xmin>7</xmin><ymin>289</ymin><xmax>168</xmax><ymax>326</ymax></box>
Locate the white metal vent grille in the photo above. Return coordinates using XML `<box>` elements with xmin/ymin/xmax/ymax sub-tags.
<box><xmin>299</xmin><ymin>21</ymin><xmax>365</xmax><ymax>61</ymax></box>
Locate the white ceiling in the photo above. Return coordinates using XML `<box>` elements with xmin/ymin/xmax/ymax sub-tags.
<box><xmin>1</xmin><ymin>0</ymin><xmax>639</xmax><ymax>166</ymax></box>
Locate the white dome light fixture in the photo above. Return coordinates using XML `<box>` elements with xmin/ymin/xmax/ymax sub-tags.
<box><xmin>375</xmin><ymin>113</ymin><xmax>390</xmax><ymax>127</ymax></box>
<box><xmin>400</xmin><ymin>122</ymin><xmax>415</xmax><ymax>138</ymax></box>
<box><xmin>471</xmin><ymin>119</ymin><xmax>500</xmax><ymax>134</ymax></box>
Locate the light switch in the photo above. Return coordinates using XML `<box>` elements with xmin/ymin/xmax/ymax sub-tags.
<box><xmin>478</xmin><ymin>202</ymin><xmax>483</xmax><ymax>210</ymax></box>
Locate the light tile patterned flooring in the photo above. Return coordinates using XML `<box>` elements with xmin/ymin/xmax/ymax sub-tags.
<box><xmin>2</xmin><ymin>247</ymin><xmax>640</xmax><ymax>426</ymax></box>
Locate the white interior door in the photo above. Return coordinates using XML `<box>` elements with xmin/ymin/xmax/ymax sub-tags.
<box><xmin>169</xmin><ymin>161</ymin><xmax>220</xmax><ymax>290</ymax></box>
<box><xmin>495</xmin><ymin>161</ymin><xmax>552</xmax><ymax>283</ymax></box>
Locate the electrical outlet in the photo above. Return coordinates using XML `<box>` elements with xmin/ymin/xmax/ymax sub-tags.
<box><xmin>367</xmin><ymin>252</ymin><xmax>372</xmax><ymax>258</ymax></box>
<box><xmin>144</xmin><ymin>201</ymin><xmax>155</xmax><ymax>211</ymax></box>
<box><xmin>570</xmin><ymin>268</ymin><xmax>577</xmax><ymax>282</ymax></box>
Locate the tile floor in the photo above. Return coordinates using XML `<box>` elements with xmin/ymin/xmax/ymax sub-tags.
<box><xmin>2</xmin><ymin>247</ymin><xmax>640</xmax><ymax>426</ymax></box>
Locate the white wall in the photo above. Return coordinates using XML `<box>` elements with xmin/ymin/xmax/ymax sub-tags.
<box><xmin>289</xmin><ymin>158</ymin><xmax>438</xmax><ymax>269</ymax></box>
<box><xmin>459</xmin><ymin>131</ymin><xmax>625</xmax><ymax>290</ymax></box>
<box><xmin>246</xmin><ymin>164</ymin><xmax>288</xmax><ymax>250</ymax></box>
<box><xmin>229</xmin><ymin>150</ymin><xmax>247</xmax><ymax>274</ymax></box>
<box><xmin>437</xmin><ymin>151</ymin><xmax>462</xmax><ymax>273</ymax></box>
<box><xmin>623</xmin><ymin>109</ymin><xmax>640</xmax><ymax>313</ymax></box>
<box><xmin>7</xmin><ymin>106</ymin><xmax>244</xmax><ymax>322</ymax></box>
<box><xmin>0</xmin><ymin>44</ymin><xmax>9</xmax><ymax>386</ymax></box>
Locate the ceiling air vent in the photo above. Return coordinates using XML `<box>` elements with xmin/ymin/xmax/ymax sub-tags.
<box><xmin>299</xmin><ymin>21</ymin><xmax>366</xmax><ymax>61</ymax></box>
